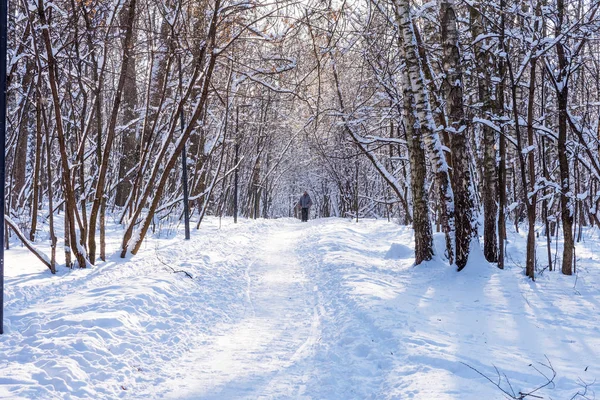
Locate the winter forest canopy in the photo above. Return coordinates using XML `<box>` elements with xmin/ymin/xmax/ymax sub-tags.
<box><xmin>6</xmin><ymin>0</ymin><xmax>600</xmax><ymax>280</ymax></box>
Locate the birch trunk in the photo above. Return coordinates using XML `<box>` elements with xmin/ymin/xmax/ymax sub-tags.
<box><xmin>403</xmin><ymin>88</ymin><xmax>434</xmax><ymax>264</ymax></box>
<box><xmin>393</xmin><ymin>0</ymin><xmax>454</xmax><ymax>263</ymax></box>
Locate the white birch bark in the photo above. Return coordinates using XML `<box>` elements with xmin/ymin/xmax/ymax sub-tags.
<box><xmin>393</xmin><ymin>0</ymin><xmax>455</xmax><ymax>263</ymax></box>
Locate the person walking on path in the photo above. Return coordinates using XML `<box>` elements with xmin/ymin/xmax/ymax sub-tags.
<box><xmin>298</xmin><ymin>191</ymin><xmax>313</xmax><ymax>222</ymax></box>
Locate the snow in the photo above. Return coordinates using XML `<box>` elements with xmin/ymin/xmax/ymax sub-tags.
<box><xmin>384</xmin><ymin>243</ymin><xmax>413</xmax><ymax>260</ymax></box>
<box><xmin>1</xmin><ymin>217</ymin><xmax>599</xmax><ymax>399</ymax></box>
<box><xmin>473</xmin><ymin>117</ymin><xmax>502</xmax><ymax>133</ymax></box>
<box><xmin>521</xmin><ymin>145</ymin><xmax>536</xmax><ymax>155</ymax></box>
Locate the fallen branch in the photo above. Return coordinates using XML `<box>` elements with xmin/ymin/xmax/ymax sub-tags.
<box><xmin>154</xmin><ymin>245</ymin><xmax>193</xmax><ymax>279</ymax></box>
<box><xmin>5</xmin><ymin>215</ymin><xmax>54</xmax><ymax>273</ymax></box>
<box><xmin>570</xmin><ymin>376</ymin><xmax>595</xmax><ymax>399</ymax></box>
<box><xmin>462</xmin><ymin>355</ymin><xmax>556</xmax><ymax>399</ymax></box>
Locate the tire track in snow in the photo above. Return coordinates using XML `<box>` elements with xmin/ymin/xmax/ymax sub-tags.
<box><xmin>244</xmin><ymin>259</ymin><xmax>257</xmax><ymax>318</ymax></box>
<box><xmin>294</xmin><ymin>220</ymin><xmax>401</xmax><ymax>399</ymax></box>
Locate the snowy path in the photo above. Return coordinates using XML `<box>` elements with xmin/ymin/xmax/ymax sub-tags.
<box><xmin>148</xmin><ymin>224</ymin><xmax>322</xmax><ymax>399</ymax></box>
<box><xmin>142</xmin><ymin>220</ymin><xmax>404</xmax><ymax>399</ymax></box>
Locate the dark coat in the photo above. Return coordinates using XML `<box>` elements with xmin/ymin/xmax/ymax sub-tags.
<box><xmin>299</xmin><ymin>193</ymin><xmax>313</xmax><ymax>209</ymax></box>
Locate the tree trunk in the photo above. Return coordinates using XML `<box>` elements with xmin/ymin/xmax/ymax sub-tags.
<box><xmin>556</xmin><ymin>0</ymin><xmax>574</xmax><ymax>275</ymax></box>
<box><xmin>115</xmin><ymin>4</ymin><xmax>139</xmax><ymax>207</ymax></box>
<box><xmin>471</xmin><ymin>5</ymin><xmax>498</xmax><ymax>263</ymax></box>
<box><xmin>36</xmin><ymin>0</ymin><xmax>87</xmax><ymax>268</ymax></box>
<box><xmin>88</xmin><ymin>0</ymin><xmax>137</xmax><ymax>264</ymax></box>
<box><xmin>29</xmin><ymin>82</ymin><xmax>43</xmax><ymax>241</ymax></box>
<box><xmin>526</xmin><ymin>58</ymin><xmax>538</xmax><ymax>280</ymax></box>
<box><xmin>404</xmin><ymin>91</ymin><xmax>433</xmax><ymax>264</ymax></box>
<box><xmin>393</xmin><ymin>0</ymin><xmax>452</xmax><ymax>263</ymax></box>
<box><xmin>441</xmin><ymin>0</ymin><xmax>475</xmax><ymax>270</ymax></box>
<box><xmin>497</xmin><ymin>0</ymin><xmax>508</xmax><ymax>270</ymax></box>
<box><xmin>12</xmin><ymin>61</ymin><xmax>34</xmax><ymax>211</ymax></box>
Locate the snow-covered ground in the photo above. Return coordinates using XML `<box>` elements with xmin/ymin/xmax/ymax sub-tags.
<box><xmin>1</xmin><ymin>217</ymin><xmax>598</xmax><ymax>399</ymax></box>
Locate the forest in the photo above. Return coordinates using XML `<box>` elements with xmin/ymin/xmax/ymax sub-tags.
<box><xmin>5</xmin><ymin>0</ymin><xmax>600</xmax><ymax>282</ymax></box>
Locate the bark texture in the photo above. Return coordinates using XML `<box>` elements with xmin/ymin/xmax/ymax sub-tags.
<box><xmin>556</xmin><ymin>0</ymin><xmax>574</xmax><ymax>275</ymax></box>
<box><xmin>393</xmin><ymin>0</ymin><xmax>453</xmax><ymax>262</ymax></box>
<box><xmin>441</xmin><ymin>0</ymin><xmax>475</xmax><ymax>270</ymax></box>
<box><xmin>471</xmin><ymin>6</ymin><xmax>498</xmax><ymax>263</ymax></box>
